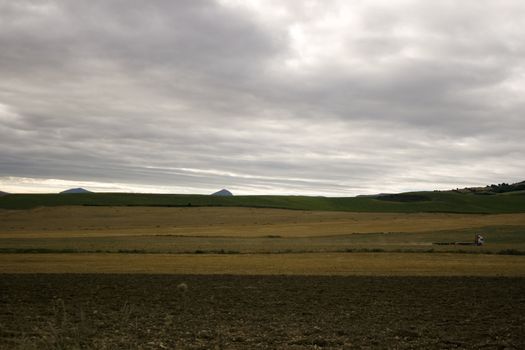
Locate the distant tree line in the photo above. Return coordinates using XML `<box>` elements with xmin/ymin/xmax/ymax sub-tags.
<box><xmin>487</xmin><ymin>181</ymin><xmax>525</xmax><ymax>193</ymax></box>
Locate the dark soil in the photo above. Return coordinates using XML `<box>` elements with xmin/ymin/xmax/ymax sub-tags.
<box><xmin>0</xmin><ymin>274</ymin><xmax>524</xmax><ymax>349</ymax></box>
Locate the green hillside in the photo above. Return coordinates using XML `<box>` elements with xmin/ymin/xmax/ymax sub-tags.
<box><xmin>1</xmin><ymin>190</ymin><xmax>524</xmax><ymax>213</ymax></box>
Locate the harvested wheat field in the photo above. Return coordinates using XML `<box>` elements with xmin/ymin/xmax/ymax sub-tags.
<box><xmin>1</xmin><ymin>206</ymin><xmax>525</xmax><ymax>238</ymax></box>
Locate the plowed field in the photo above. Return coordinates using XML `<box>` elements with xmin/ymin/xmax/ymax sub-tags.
<box><xmin>1</xmin><ymin>274</ymin><xmax>523</xmax><ymax>349</ymax></box>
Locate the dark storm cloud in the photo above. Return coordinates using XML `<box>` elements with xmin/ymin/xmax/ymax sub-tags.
<box><xmin>0</xmin><ymin>0</ymin><xmax>524</xmax><ymax>194</ymax></box>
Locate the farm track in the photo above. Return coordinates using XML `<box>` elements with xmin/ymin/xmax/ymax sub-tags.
<box><xmin>0</xmin><ymin>274</ymin><xmax>524</xmax><ymax>349</ymax></box>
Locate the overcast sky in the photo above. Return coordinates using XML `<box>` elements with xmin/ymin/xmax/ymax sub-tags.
<box><xmin>1</xmin><ymin>0</ymin><xmax>524</xmax><ymax>195</ymax></box>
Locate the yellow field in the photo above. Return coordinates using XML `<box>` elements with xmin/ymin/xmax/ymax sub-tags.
<box><xmin>1</xmin><ymin>252</ymin><xmax>524</xmax><ymax>276</ymax></box>
<box><xmin>1</xmin><ymin>206</ymin><xmax>524</xmax><ymax>238</ymax></box>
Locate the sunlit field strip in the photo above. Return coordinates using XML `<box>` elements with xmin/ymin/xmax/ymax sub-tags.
<box><xmin>1</xmin><ymin>253</ymin><xmax>524</xmax><ymax>276</ymax></box>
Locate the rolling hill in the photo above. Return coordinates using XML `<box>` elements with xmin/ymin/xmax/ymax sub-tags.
<box><xmin>0</xmin><ymin>189</ymin><xmax>524</xmax><ymax>213</ymax></box>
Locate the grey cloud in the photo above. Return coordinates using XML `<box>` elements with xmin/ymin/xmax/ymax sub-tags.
<box><xmin>0</xmin><ymin>0</ymin><xmax>524</xmax><ymax>195</ymax></box>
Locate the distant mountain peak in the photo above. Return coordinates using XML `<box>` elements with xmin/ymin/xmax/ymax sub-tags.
<box><xmin>60</xmin><ymin>187</ymin><xmax>92</xmax><ymax>194</ymax></box>
<box><xmin>211</xmin><ymin>189</ymin><xmax>233</xmax><ymax>196</ymax></box>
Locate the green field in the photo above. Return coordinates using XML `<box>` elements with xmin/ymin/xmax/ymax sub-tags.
<box><xmin>1</xmin><ymin>190</ymin><xmax>525</xmax><ymax>213</ymax></box>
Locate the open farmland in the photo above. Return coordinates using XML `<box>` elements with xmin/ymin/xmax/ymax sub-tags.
<box><xmin>1</xmin><ymin>206</ymin><xmax>524</xmax><ymax>254</ymax></box>
<box><xmin>1</xmin><ymin>203</ymin><xmax>524</xmax><ymax>349</ymax></box>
